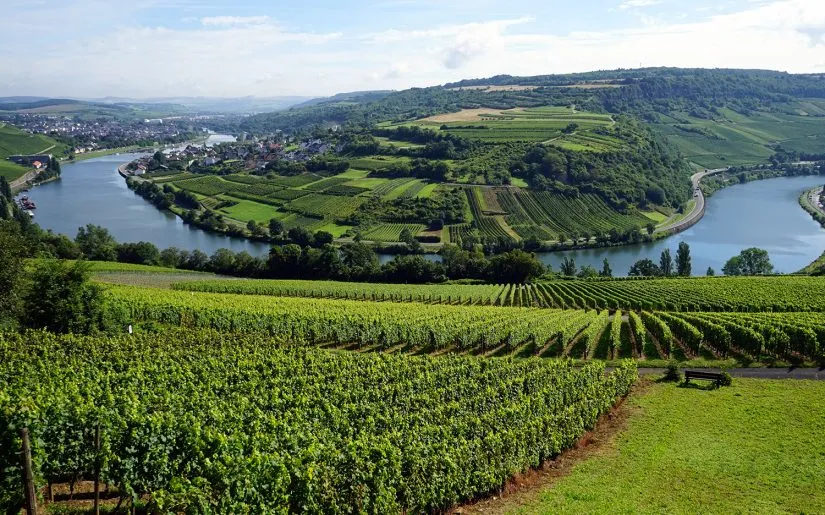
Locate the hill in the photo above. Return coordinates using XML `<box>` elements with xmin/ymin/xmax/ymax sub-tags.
<box><xmin>0</xmin><ymin>123</ymin><xmax>67</xmax><ymax>181</ymax></box>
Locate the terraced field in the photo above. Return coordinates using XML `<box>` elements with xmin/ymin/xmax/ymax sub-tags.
<box><xmin>653</xmin><ymin>105</ymin><xmax>825</xmax><ymax>168</ymax></box>
<box><xmin>126</xmin><ymin>280</ymin><xmax>825</xmax><ymax>364</ymax></box>
<box><xmin>172</xmin><ymin>275</ymin><xmax>825</xmax><ymax>312</ymax></box>
<box><xmin>411</xmin><ymin>106</ymin><xmax>619</xmax><ymax>144</ymax></box>
<box><xmin>362</xmin><ymin>223</ymin><xmax>425</xmax><ymax>242</ymax></box>
<box><xmin>460</xmin><ymin>186</ymin><xmax>652</xmax><ymax>242</ymax></box>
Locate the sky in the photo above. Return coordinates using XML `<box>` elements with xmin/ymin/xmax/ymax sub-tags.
<box><xmin>1</xmin><ymin>0</ymin><xmax>824</xmax><ymax>99</ymax></box>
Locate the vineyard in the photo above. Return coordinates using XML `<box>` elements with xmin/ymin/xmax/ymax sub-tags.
<box><xmin>362</xmin><ymin>223</ymin><xmax>426</xmax><ymax>242</ymax></box>
<box><xmin>173</xmin><ymin>275</ymin><xmax>825</xmax><ymax>312</ymax></box>
<box><xmin>0</xmin><ymin>330</ymin><xmax>636</xmax><ymax>512</ymax></box>
<box><xmin>111</xmin><ymin>284</ymin><xmax>825</xmax><ymax>364</ymax></box>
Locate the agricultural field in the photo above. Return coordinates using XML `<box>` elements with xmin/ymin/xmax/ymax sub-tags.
<box><xmin>0</xmin><ymin>329</ymin><xmax>635</xmax><ymax>513</ymax></box>
<box><xmin>110</xmin><ymin>277</ymin><xmax>825</xmax><ymax>365</ymax></box>
<box><xmin>173</xmin><ymin>275</ymin><xmax>825</xmax><ymax>312</ymax></box>
<box><xmin>411</xmin><ymin>106</ymin><xmax>618</xmax><ymax>144</ymax></box>
<box><xmin>0</xmin><ymin>122</ymin><xmax>66</xmax><ymax>159</ymax></box>
<box><xmin>0</xmin><ymin>159</ymin><xmax>28</xmax><ymax>181</ymax></box>
<box><xmin>152</xmin><ymin>167</ymin><xmax>443</xmax><ymax>240</ymax></box>
<box><xmin>652</xmin><ymin>105</ymin><xmax>825</xmax><ymax>168</ymax></box>
<box><xmin>483</xmin><ymin>379</ymin><xmax>825</xmax><ymax>514</ymax></box>
<box><xmin>459</xmin><ymin>186</ymin><xmax>654</xmax><ymax>243</ymax></box>
<box><xmin>361</xmin><ymin>223</ymin><xmax>425</xmax><ymax>242</ymax></box>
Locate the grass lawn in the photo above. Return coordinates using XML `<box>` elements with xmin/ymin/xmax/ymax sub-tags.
<box><xmin>316</xmin><ymin>222</ymin><xmax>351</xmax><ymax>237</ymax></box>
<box><xmin>219</xmin><ymin>198</ymin><xmax>279</xmax><ymax>223</ymax></box>
<box><xmin>343</xmin><ymin>177</ymin><xmax>388</xmax><ymax>189</ymax></box>
<box><xmin>640</xmin><ymin>209</ymin><xmax>668</xmax><ymax>223</ymax></box>
<box><xmin>0</xmin><ymin>159</ymin><xmax>29</xmax><ymax>181</ymax></box>
<box><xmin>336</xmin><ymin>169</ymin><xmax>370</xmax><ymax>179</ymax></box>
<box><xmin>507</xmin><ymin>379</ymin><xmax>825</xmax><ymax>514</ymax></box>
<box><xmin>510</xmin><ymin>177</ymin><xmax>529</xmax><ymax>188</ymax></box>
<box><xmin>415</xmin><ymin>182</ymin><xmax>439</xmax><ymax>198</ymax></box>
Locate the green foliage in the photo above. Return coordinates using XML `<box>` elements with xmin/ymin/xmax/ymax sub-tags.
<box><xmin>0</xmin><ymin>221</ymin><xmax>26</xmax><ymax>327</ymax></box>
<box><xmin>664</xmin><ymin>359</ymin><xmax>681</xmax><ymax>382</ymax></box>
<box><xmin>0</xmin><ymin>329</ymin><xmax>637</xmax><ymax>512</ymax></box>
<box><xmin>486</xmin><ymin>249</ymin><xmax>545</xmax><ymax>283</ymax></box>
<box><xmin>628</xmin><ymin>258</ymin><xmax>661</xmax><ymax>277</ymax></box>
<box><xmin>20</xmin><ymin>259</ymin><xmax>105</xmax><ymax>334</ymax></box>
<box><xmin>75</xmin><ymin>224</ymin><xmax>118</xmax><ymax>261</ymax></box>
<box><xmin>723</xmin><ymin>248</ymin><xmax>774</xmax><ymax>276</ymax></box>
<box><xmin>676</xmin><ymin>242</ymin><xmax>692</xmax><ymax>276</ymax></box>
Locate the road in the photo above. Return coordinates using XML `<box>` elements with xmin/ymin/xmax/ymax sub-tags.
<box><xmin>807</xmin><ymin>186</ymin><xmax>825</xmax><ymax>217</ymax></box>
<box><xmin>655</xmin><ymin>168</ymin><xmax>726</xmax><ymax>234</ymax></box>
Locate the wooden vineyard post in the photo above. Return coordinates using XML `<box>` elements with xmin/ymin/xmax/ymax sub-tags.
<box><xmin>20</xmin><ymin>428</ymin><xmax>38</xmax><ymax>514</ymax></box>
<box><xmin>94</xmin><ymin>422</ymin><xmax>101</xmax><ymax>515</ymax></box>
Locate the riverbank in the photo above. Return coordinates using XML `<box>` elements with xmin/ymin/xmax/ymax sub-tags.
<box><xmin>799</xmin><ymin>185</ymin><xmax>825</xmax><ymax>226</ymax></box>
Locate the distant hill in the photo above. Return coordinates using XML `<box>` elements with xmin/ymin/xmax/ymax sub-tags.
<box><xmin>292</xmin><ymin>91</ymin><xmax>394</xmax><ymax>109</ymax></box>
<box><xmin>92</xmin><ymin>96</ymin><xmax>317</xmax><ymax>114</ymax></box>
<box><xmin>240</xmin><ymin>68</ymin><xmax>825</xmax><ymax>168</ymax></box>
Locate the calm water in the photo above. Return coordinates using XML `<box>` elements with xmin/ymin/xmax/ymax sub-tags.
<box><xmin>540</xmin><ymin>176</ymin><xmax>825</xmax><ymax>275</ymax></box>
<box><xmin>26</xmin><ymin>136</ymin><xmax>272</xmax><ymax>256</ymax></box>
<box><xmin>25</xmin><ymin>149</ymin><xmax>825</xmax><ymax>274</ymax></box>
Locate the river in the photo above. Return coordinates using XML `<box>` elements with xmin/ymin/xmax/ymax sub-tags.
<box><xmin>24</xmin><ymin>135</ymin><xmax>272</xmax><ymax>256</ymax></box>
<box><xmin>539</xmin><ymin>175</ymin><xmax>825</xmax><ymax>275</ymax></box>
<box><xmin>23</xmin><ymin>146</ymin><xmax>825</xmax><ymax>275</ymax></box>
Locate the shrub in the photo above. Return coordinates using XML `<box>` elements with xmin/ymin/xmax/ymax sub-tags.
<box><xmin>719</xmin><ymin>371</ymin><xmax>733</xmax><ymax>387</ymax></box>
<box><xmin>664</xmin><ymin>359</ymin><xmax>681</xmax><ymax>382</ymax></box>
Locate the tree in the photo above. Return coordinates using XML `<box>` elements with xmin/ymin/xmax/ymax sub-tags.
<box><xmin>646</xmin><ymin>222</ymin><xmax>655</xmax><ymax>235</ymax></box>
<box><xmin>287</xmin><ymin>227</ymin><xmax>314</xmax><ymax>247</ymax></box>
<box><xmin>269</xmin><ymin>218</ymin><xmax>284</xmax><ymax>238</ymax></box>
<box><xmin>722</xmin><ymin>256</ymin><xmax>743</xmax><ymax>276</ymax></box>
<box><xmin>659</xmin><ymin>248</ymin><xmax>673</xmax><ymax>277</ymax></box>
<box><xmin>724</xmin><ymin>248</ymin><xmax>773</xmax><ymax>276</ymax></box>
<box><xmin>676</xmin><ymin>241</ymin><xmax>692</xmax><ymax>276</ymax></box>
<box><xmin>599</xmin><ymin>258</ymin><xmax>613</xmax><ymax>278</ymax></box>
<box><xmin>0</xmin><ymin>176</ymin><xmax>12</xmax><ymax>202</ymax></box>
<box><xmin>577</xmin><ymin>265</ymin><xmax>599</xmax><ymax>279</ymax></box>
<box><xmin>0</xmin><ymin>221</ymin><xmax>26</xmax><ymax>327</ymax></box>
<box><xmin>21</xmin><ymin>259</ymin><xmax>105</xmax><ymax>334</ymax></box>
<box><xmin>340</xmin><ymin>241</ymin><xmax>379</xmax><ymax>281</ymax></box>
<box><xmin>706</xmin><ymin>266</ymin><xmax>716</xmax><ymax>276</ymax></box>
<box><xmin>560</xmin><ymin>256</ymin><xmax>577</xmax><ymax>276</ymax></box>
<box><xmin>75</xmin><ymin>224</ymin><xmax>118</xmax><ymax>261</ymax></box>
<box><xmin>399</xmin><ymin>227</ymin><xmax>413</xmax><ymax>244</ymax></box>
<box><xmin>117</xmin><ymin>241</ymin><xmax>160</xmax><ymax>266</ymax></box>
<box><xmin>186</xmin><ymin>249</ymin><xmax>209</xmax><ymax>271</ymax></box>
<box><xmin>314</xmin><ymin>231</ymin><xmax>334</xmax><ymax>246</ymax></box>
<box><xmin>487</xmin><ymin>250</ymin><xmax>545</xmax><ymax>283</ymax></box>
<box><xmin>159</xmin><ymin>247</ymin><xmax>185</xmax><ymax>268</ymax></box>
<box><xmin>209</xmin><ymin>248</ymin><xmax>237</xmax><ymax>275</ymax></box>
<box><xmin>628</xmin><ymin>259</ymin><xmax>661</xmax><ymax>277</ymax></box>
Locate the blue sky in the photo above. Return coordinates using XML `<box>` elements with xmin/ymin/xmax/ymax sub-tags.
<box><xmin>1</xmin><ymin>0</ymin><xmax>823</xmax><ymax>98</ymax></box>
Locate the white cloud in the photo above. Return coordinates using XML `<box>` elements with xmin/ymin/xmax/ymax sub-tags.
<box><xmin>2</xmin><ymin>0</ymin><xmax>825</xmax><ymax>98</ymax></box>
<box><xmin>201</xmin><ymin>15</ymin><xmax>270</xmax><ymax>27</ymax></box>
<box><xmin>619</xmin><ymin>0</ymin><xmax>662</xmax><ymax>10</ymax></box>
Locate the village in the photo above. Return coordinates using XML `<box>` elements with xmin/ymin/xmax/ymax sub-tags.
<box><xmin>0</xmin><ymin>113</ymin><xmax>199</xmax><ymax>156</ymax></box>
<box><xmin>124</xmin><ymin>135</ymin><xmax>339</xmax><ymax>176</ymax></box>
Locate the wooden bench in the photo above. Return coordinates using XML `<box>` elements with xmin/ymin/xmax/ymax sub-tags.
<box><xmin>684</xmin><ymin>370</ymin><xmax>725</xmax><ymax>386</ymax></box>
